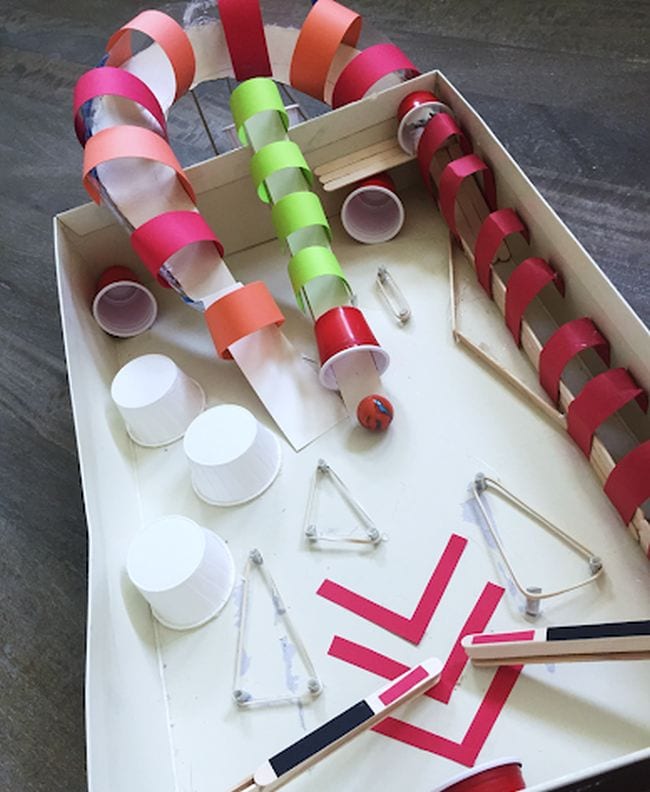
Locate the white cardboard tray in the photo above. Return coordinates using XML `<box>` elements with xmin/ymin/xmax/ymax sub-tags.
<box><xmin>54</xmin><ymin>72</ymin><xmax>650</xmax><ymax>792</ymax></box>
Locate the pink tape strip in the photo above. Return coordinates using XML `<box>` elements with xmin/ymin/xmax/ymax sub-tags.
<box><xmin>438</xmin><ymin>155</ymin><xmax>497</xmax><ymax>239</ymax></box>
<box><xmin>504</xmin><ymin>257</ymin><xmax>564</xmax><ymax>345</ymax></box>
<box><xmin>131</xmin><ymin>211</ymin><xmax>224</xmax><ymax>284</ymax></box>
<box><xmin>474</xmin><ymin>208</ymin><xmax>529</xmax><ymax>297</ymax></box>
<box><xmin>331</xmin><ymin>43</ymin><xmax>420</xmax><ymax>109</ymax></box>
<box><xmin>372</xmin><ymin>666</ymin><xmax>523</xmax><ymax>767</ymax></box>
<box><xmin>417</xmin><ymin>113</ymin><xmax>472</xmax><ymax>195</ymax></box>
<box><xmin>217</xmin><ymin>0</ymin><xmax>272</xmax><ymax>80</ymax></box>
<box><xmin>73</xmin><ymin>67</ymin><xmax>167</xmax><ymax>145</ymax></box>
<box><xmin>603</xmin><ymin>440</ymin><xmax>650</xmax><ymax>525</ymax></box>
<box><xmin>379</xmin><ymin>666</ymin><xmax>429</xmax><ymax>706</ymax></box>
<box><xmin>328</xmin><ymin>582</ymin><xmax>504</xmax><ymax>704</ymax></box>
<box><xmin>317</xmin><ymin>533</ymin><xmax>467</xmax><ymax>644</ymax></box>
<box><xmin>472</xmin><ymin>630</ymin><xmax>535</xmax><ymax>645</ymax></box>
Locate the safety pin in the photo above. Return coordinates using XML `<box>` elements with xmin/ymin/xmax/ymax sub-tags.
<box><xmin>304</xmin><ymin>459</ymin><xmax>385</xmax><ymax>546</ymax></box>
<box><xmin>376</xmin><ymin>266</ymin><xmax>411</xmax><ymax>324</ymax></box>
<box><xmin>233</xmin><ymin>549</ymin><xmax>322</xmax><ymax>708</ymax></box>
<box><xmin>470</xmin><ymin>473</ymin><xmax>603</xmax><ymax>617</ymax></box>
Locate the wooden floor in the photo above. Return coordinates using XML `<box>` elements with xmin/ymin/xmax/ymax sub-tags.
<box><xmin>0</xmin><ymin>1</ymin><xmax>648</xmax><ymax>789</ymax></box>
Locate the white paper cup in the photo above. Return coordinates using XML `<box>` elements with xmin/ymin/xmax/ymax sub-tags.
<box><xmin>126</xmin><ymin>515</ymin><xmax>235</xmax><ymax>630</ymax></box>
<box><xmin>340</xmin><ymin>173</ymin><xmax>405</xmax><ymax>244</ymax></box>
<box><xmin>111</xmin><ymin>354</ymin><xmax>205</xmax><ymax>447</ymax></box>
<box><xmin>183</xmin><ymin>404</ymin><xmax>281</xmax><ymax>506</ymax></box>
<box><xmin>92</xmin><ymin>265</ymin><xmax>157</xmax><ymax>337</ymax></box>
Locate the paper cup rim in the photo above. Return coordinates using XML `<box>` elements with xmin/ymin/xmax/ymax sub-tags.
<box><xmin>341</xmin><ymin>185</ymin><xmax>405</xmax><ymax>244</ymax></box>
<box><xmin>191</xmin><ymin>432</ymin><xmax>282</xmax><ymax>506</ymax></box>
<box><xmin>397</xmin><ymin>101</ymin><xmax>452</xmax><ymax>155</ymax></box>
<box><xmin>319</xmin><ymin>344</ymin><xmax>391</xmax><ymax>390</ymax></box>
<box><xmin>124</xmin><ymin>378</ymin><xmax>206</xmax><ymax>448</ymax></box>
<box><xmin>92</xmin><ymin>279</ymin><xmax>158</xmax><ymax>338</ymax></box>
<box><xmin>429</xmin><ymin>757</ymin><xmax>523</xmax><ymax>792</ymax></box>
<box><xmin>150</xmin><ymin>531</ymin><xmax>236</xmax><ymax>630</ymax></box>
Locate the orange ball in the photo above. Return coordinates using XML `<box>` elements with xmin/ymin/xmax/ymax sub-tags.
<box><xmin>356</xmin><ymin>394</ymin><xmax>394</xmax><ymax>431</ymax></box>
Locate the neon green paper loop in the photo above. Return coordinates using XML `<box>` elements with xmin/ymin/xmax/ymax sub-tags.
<box><xmin>229</xmin><ymin>78</ymin><xmax>289</xmax><ymax>145</ymax></box>
<box><xmin>250</xmin><ymin>141</ymin><xmax>313</xmax><ymax>203</ymax></box>
<box><xmin>288</xmin><ymin>246</ymin><xmax>351</xmax><ymax>311</ymax></box>
<box><xmin>271</xmin><ymin>192</ymin><xmax>331</xmax><ymax>243</ymax></box>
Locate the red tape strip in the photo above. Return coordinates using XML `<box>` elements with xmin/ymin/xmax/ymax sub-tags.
<box><xmin>131</xmin><ymin>211</ymin><xmax>224</xmax><ymax>285</ymax></box>
<box><xmin>417</xmin><ymin>113</ymin><xmax>472</xmax><ymax>195</ymax></box>
<box><xmin>538</xmin><ymin>317</ymin><xmax>611</xmax><ymax>405</ymax></box>
<box><xmin>331</xmin><ymin>43</ymin><xmax>420</xmax><ymax>109</ymax></box>
<box><xmin>568</xmin><ymin>368</ymin><xmax>648</xmax><ymax>457</ymax></box>
<box><xmin>317</xmin><ymin>534</ymin><xmax>467</xmax><ymax>644</ymax></box>
<box><xmin>438</xmin><ymin>155</ymin><xmax>496</xmax><ymax>239</ymax></box>
<box><xmin>603</xmin><ymin>440</ymin><xmax>650</xmax><ymax>524</ymax></box>
<box><xmin>474</xmin><ymin>209</ymin><xmax>529</xmax><ymax>297</ymax></box>
<box><xmin>217</xmin><ymin>0</ymin><xmax>272</xmax><ymax>80</ymax></box>
<box><xmin>505</xmin><ymin>257</ymin><xmax>564</xmax><ymax>345</ymax></box>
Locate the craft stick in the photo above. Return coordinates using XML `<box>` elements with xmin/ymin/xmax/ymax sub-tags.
<box><xmin>314</xmin><ymin>138</ymin><xmax>402</xmax><ymax>178</ymax></box>
<box><xmin>229</xmin><ymin>657</ymin><xmax>443</xmax><ymax>792</ymax></box>
<box><xmin>462</xmin><ymin>620</ymin><xmax>650</xmax><ymax>666</ymax></box>
<box><xmin>323</xmin><ymin>149</ymin><xmax>412</xmax><ymax>192</ymax></box>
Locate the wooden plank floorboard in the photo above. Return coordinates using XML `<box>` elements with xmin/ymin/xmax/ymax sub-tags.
<box><xmin>0</xmin><ymin>1</ymin><xmax>648</xmax><ymax>790</ymax></box>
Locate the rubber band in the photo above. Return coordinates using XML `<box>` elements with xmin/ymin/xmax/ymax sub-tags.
<box><xmin>438</xmin><ymin>154</ymin><xmax>497</xmax><ymax>239</ymax></box>
<box><xmin>271</xmin><ymin>191</ymin><xmax>331</xmax><ymax>244</ymax></box>
<box><xmin>504</xmin><ymin>257</ymin><xmax>564</xmax><ymax>345</ymax></box>
<box><xmin>204</xmin><ymin>281</ymin><xmax>285</xmax><ymax>360</ymax></box>
<box><xmin>604</xmin><ymin>441</ymin><xmax>650</xmax><ymax>525</ymax></box>
<box><xmin>416</xmin><ymin>113</ymin><xmax>471</xmax><ymax>194</ymax></box>
<box><xmin>538</xmin><ymin>317</ymin><xmax>610</xmax><ymax>405</ymax></box>
<box><xmin>287</xmin><ymin>246</ymin><xmax>350</xmax><ymax>312</ymax></box>
<box><xmin>289</xmin><ymin>0</ymin><xmax>362</xmax><ymax>101</ymax></box>
<box><xmin>105</xmin><ymin>10</ymin><xmax>195</xmax><ymax>101</ymax></box>
<box><xmin>217</xmin><ymin>0</ymin><xmax>272</xmax><ymax>81</ymax></box>
<box><xmin>474</xmin><ymin>209</ymin><xmax>529</xmax><ymax>296</ymax></box>
<box><xmin>82</xmin><ymin>125</ymin><xmax>196</xmax><ymax>205</ymax></box>
<box><xmin>229</xmin><ymin>78</ymin><xmax>289</xmax><ymax>146</ymax></box>
<box><xmin>131</xmin><ymin>211</ymin><xmax>224</xmax><ymax>286</ymax></box>
<box><xmin>73</xmin><ymin>67</ymin><xmax>166</xmax><ymax>145</ymax></box>
<box><xmin>249</xmin><ymin>140</ymin><xmax>313</xmax><ymax>203</ymax></box>
<box><xmin>567</xmin><ymin>369</ymin><xmax>648</xmax><ymax>457</ymax></box>
<box><xmin>331</xmin><ymin>43</ymin><xmax>420</xmax><ymax>109</ymax></box>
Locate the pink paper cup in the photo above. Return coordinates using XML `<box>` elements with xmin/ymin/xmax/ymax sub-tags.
<box><xmin>340</xmin><ymin>172</ymin><xmax>405</xmax><ymax>244</ymax></box>
<box><xmin>92</xmin><ymin>265</ymin><xmax>157</xmax><ymax>338</ymax></box>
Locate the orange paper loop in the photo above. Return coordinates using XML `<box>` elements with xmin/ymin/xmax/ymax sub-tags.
<box><xmin>82</xmin><ymin>125</ymin><xmax>196</xmax><ymax>205</ymax></box>
<box><xmin>205</xmin><ymin>282</ymin><xmax>285</xmax><ymax>360</ymax></box>
<box><xmin>290</xmin><ymin>0</ymin><xmax>362</xmax><ymax>102</ymax></box>
<box><xmin>106</xmin><ymin>9</ymin><xmax>195</xmax><ymax>101</ymax></box>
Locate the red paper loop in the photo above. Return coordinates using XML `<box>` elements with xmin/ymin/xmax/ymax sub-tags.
<box><xmin>438</xmin><ymin>154</ymin><xmax>497</xmax><ymax>239</ymax></box>
<box><xmin>416</xmin><ymin>113</ymin><xmax>471</xmax><ymax>194</ymax></box>
<box><xmin>505</xmin><ymin>257</ymin><xmax>564</xmax><ymax>345</ymax></box>
<box><xmin>314</xmin><ymin>305</ymin><xmax>379</xmax><ymax>365</ymax></box>
<box><xmin>538</xmin><ymin>318</ymin><xmax>611</xmax><ymax>405</ymax></box>
<box><xmin>217</xmin><ymin>0</ymin><xmax>272</xmax><ymax>81</ymax></box>
<box><xmin>331</xmin><ymin>43</ymin><xmax>420</xmax><ymax>109</ymax></box>
<box><xmin>567</xmin><ymin>368</ymin><xmax>648</xmax><ymax>457</ymax></box>
<box><xmin>131</xmin><ymin>211</ymin><xmax>224</xmax><ymax>286</ymax></box>
<box><xmin>73</xmin><ymin>67</ymin><xmax>167</xmax><ymax>146</ymax></box>
<box><xmin>289</xmin><ymin>0</ymin><xmax>362</xmax><ymax>101</ymax></box>
<box><xmin>604</xmin><ymin>441</ymin><xmax>650</xmax><ymax>525</ymax></box>
<box><xmin>106</xmin><ymin>10</ymin><xmax>196</xmax><ymax>101</ymax></box>
<box><xmin>205</xmin><ymin>282</ymin><xmax>285</xmax><ymax>360</ymax></box>
<box><xmin>474</xmin><ymin>209</ymin><xmax>529</xmax><ymax>296</ymax></box>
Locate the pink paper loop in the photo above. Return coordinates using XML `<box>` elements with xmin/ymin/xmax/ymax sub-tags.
<box><xmin>416</xmin><ymin>113</ymin><xmax>472</xmax><ymax>194</ymax></box>
<box><xmin>331</xmin><ymin>43</ymin><xmax>420</xmax><ymax>109</ymax></box>
<box><xmin>505</xmin><ymin>257</ymin><xmax>564</xmax><ymax>345</ymax></box>
<box><xmin>604</xmin><ymin>441</ymin><xmax>650</xmax><ymax>525</ymax></box>
<box><xmin>567</xmin><ymin>368</ymin><xmax>648</xmax><ymax>457</ymax></box>
<box><xmin>217</xmin><ymin>0</ymin><xmax>272</xmax><ymax>80</ymax></box>
<box><xmin>538</xmin><ymin>317</ymin><xmax>611</xmax><ymax>405</ymax></box>
<box><xmin>474</xmin><ymin>208</ymin><xmax>529</xmax><ymax>296</ymax></box>
<box><xmin>106</xmin><ymin>9</ymin><xmax>196</xmax><ymax>101</ymax></box>
<box><xmin>438</xmin><ymin>154</ymin><xmax>497</xmax><ymax>239</ymax></box>
<box><xmin>131</xmin><ymin>211</ymin><xmax>224</xmax><ymax>286</ymax></box>
<box><xmin>73</xmin><ymin>67</ymin><xmax>167</xmax><ymax>146</ymax></box>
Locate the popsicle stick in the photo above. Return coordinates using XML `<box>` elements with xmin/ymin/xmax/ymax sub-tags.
<box><xmin>229</xmin><ymin>657</ymin><xmax>443</xmax><ymax>792</ymax></box>
<box><xmin>471</xmin><ymin>651</ymin><xmax>650</xmax><ymax>666</ymax></box>
<box><xmin>314</xmin><ymin>138</ymin><xmax>402</xmax><ymax>178</ymax></box>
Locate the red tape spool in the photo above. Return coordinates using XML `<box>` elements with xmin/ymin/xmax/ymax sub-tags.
<box><xmin>434</xmin><ymin>759</ymin><xmax>525</xmax><ymax>792</ymax></box>
<box><xmin>314</xmin><ymin>305</ymin><xmax>389</xmax><ymax>389</ymax></box>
